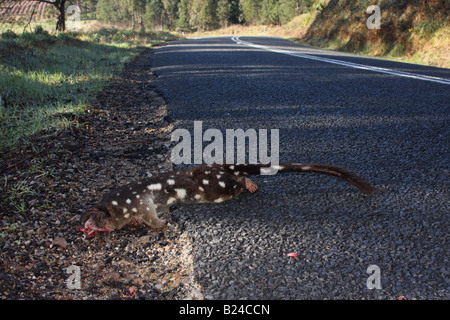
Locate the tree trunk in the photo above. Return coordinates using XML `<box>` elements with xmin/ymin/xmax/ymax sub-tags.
<box><xmin>55</xmin><ymin>0</ymin><xmax>66</xmax><ymax>31</ymax></box>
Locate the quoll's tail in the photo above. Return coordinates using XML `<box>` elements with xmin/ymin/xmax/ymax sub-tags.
<box><xmin>221</xmin><ymin>163</ymin><xmax>382</xmax><ymax>193</ymax></box>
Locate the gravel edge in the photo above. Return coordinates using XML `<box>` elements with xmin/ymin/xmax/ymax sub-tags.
<box><xmin>0</xmin><ymin>47</ymin><xmax>204</xmax><ymax>300</ymax></box>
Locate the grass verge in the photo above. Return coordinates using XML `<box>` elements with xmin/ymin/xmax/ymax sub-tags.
<box><xmin>0</xmin><ymin>26</ymin><xmax>178</xmax><ymax>222</ymax></box>
<box><xmin>0</xmin><ymin>26</ymin><xmax>177</xmax><ymax>153</ymax></box>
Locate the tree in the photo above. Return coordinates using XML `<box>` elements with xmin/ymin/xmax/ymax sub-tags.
<box><xmin>144</xmin><ymin>0</ymin><xmax>166</xmax><ymax>29</ymax></box>
<box><xmin>199</xmin><ymin>0</ymin><xmax>218</xmax><ymax>30</ymax></box>
<box><xmin>32</xmin><ymin>0</ymin><xmax>68</xmax><ymax>31</ymax></box>
<box><xmin>128</xmin><ymin>0</ymin><xmax>147</xmax><ymax>30</ymax></box>
<box><xmin>228</xmin><ymin>0</ymin><xmax>243</xmax><ymax>24</ymax></box>
<box><xmin>97</xmin><ymin>0</ymin><xmax>123</xmax><ymax>24</ymax></box>
<box><xmin>240</xmin><ymin>0</ymin><xmax>261</xmax><ymax>25</ymax></box>
<box><xmin>97</xmin><ymin>0</ymin><xmax>147</xmax><ymax>29</ymax></box>
<box><xmin>278</xmin><ymin>0</ymin><xmax>297</xmax><ymax>25</ymax></box>
<box><xmin>162</xmin><ymin>0</ymin><xmax>179</xmax><ymax>29</ymax></box>
<box><xmin>81</xmin><ymin>0</ymin><xmax>98</xmax><ymax>14</ymax></box>
<box><xmin>177</xmin><ymin>0</ymin><xmax>190</xmax><ymax>31</ymax></box>
<box><xmin>261</xmin><ymin>0</ymin><xmax>279</xmax><ymax>25</ymax></box>
<box><xmin>189</xmin><ymin>0</ymin><xmax>203</xmax><ymax>30</ymax></box>
<box><xmin>217</xmin><ymin>0</ymin><xmax>231</xmax><ymax>28</ymax></box>
<box><xmin>260</xmin><ymin>0</ymin><xmax>301</xmax><ymax>26</ymax></box>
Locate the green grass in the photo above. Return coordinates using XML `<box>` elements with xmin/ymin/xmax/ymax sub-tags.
<box><xmin>0</xmin><ymin>27</ymin><xmax>178</xmax><ymax>153</ymax></box>
<box><xmin>0</xmin><ymin>26</ymin><xmax>179</xmax><ymax>219</ymax></box>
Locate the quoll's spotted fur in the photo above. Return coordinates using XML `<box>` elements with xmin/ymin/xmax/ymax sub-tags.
<box><xmin>80</xmin><ymin>163</ymin><xmax>381</xmax><ymax>237</ymax></box>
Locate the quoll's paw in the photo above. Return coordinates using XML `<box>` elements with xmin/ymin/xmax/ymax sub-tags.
<box><xmin>245</xmin><ymin>178</ymin><xmax>259</xmax><ymax>193</ymax></box>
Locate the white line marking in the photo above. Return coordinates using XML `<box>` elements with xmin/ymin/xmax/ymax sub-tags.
<box><xmin>231</xmin><ymin>36</ymin><xmax>450</xmax><ymax>85</ymax></box>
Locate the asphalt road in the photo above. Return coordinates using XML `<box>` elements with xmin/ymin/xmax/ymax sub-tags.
<box><xmin>152</xmin><ymin>36</ymin><xmax>449</xmax><ymax>299</ymax></box>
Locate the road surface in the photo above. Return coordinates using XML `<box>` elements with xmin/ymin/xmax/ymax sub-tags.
<box><xmin>152</xmin><ymin>36</ymin><xmax>449</xmax><ymax>299</ymax></box>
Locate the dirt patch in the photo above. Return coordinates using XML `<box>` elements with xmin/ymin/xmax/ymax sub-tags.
<box><xmin>0</xmin><ymin>47</ymin><xmax>203</xmax><ymax>300</ymax></box>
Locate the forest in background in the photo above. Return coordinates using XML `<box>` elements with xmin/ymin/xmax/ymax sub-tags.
<box><xmin>93</xmin><ymin>0</ymin><xmax>320</xmax><ymax>31</ymax></box>
<box><xmin>1</xmin><ymin>0</ymin><xmax>448</xmax><ymax>68</ymax></box>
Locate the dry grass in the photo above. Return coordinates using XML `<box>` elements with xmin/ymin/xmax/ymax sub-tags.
<box><xmin>300</xmin><ymin>0</ymin><xmax>449</xmax><ymax>68</ymax></box>
<box><xmin>188</xmin><ymin>13</ymin><xmax>316</xmax><ymax>39</ymax></box>
<box><xmin>190</xmin><ymin>0</ymin><xmax>449</xmax><ymax>69</ymax></box>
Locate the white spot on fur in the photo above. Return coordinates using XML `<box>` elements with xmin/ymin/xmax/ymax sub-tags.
<box><xmin>194</xmin><ymin>194</ymin><xmax>202</xmax><ymax>200</ymax></box>
<box><xmin>234</xmin><ymin>171</ymin><xmax>240</xmax><ymax>176</ymax></box>
<box><xmin>229</xmin><ymin>165</ymin><xmax>234</xmax><ymax>170</ymax></box>
<box><xmin>198</xmin><ymin>186</ymin><xmax>204</xmax><ymax>192</ymax></box>
<box><xmin>124</xmin><ymin>213</ymin><xmax>130</xmax><ymax>219</ymax></box>
<box><xmin>214</xmin><ymin>197</ymin><xmax>225</xmax><ymax>203</ymax></box>
<box><xmin>302</xmin><ymin>166</ymin><xmax>311</xmax><ymax>170</ymax></box>
<box><xmin>147</xmin><ymin>183</ymin><xmax>162</xmax><ymax>191</ymax></box>
<box><xmin>202</xmin><ymin>179</ymin><xmax>209</xmax><ymax>185</ymax></box>
<box><xmin>112</xmin><ymin>200</ymin><xmax>118</xmax><ymax>206</ymax></box>
<box><xmin>136</xmin><ymin>194</ymin><xmax>140</xmax><ymax>199</ymax></box>
<box><xmin>126</xmin><ymin>199</ymin><xmax>131</xmax><ymax>204</ymax></box>
<box><xmin>205</xmin><ymin>171</ymin><xmax>210</xmax><ymax>174</ymax></box>
<box><xmin>219</xmin><ymin>181</ymin><xmax>226</xmax><ymax>188</ymax></box>
<box><xmin>123</xmin><ymin>208</ymin><xmax>128</xmax><ymax>214</ymax></box>
<box><xmin>132</xmin><ymin>208</ymin><xmax>138</xmax><ymax>213</ymax></box>
<box><xmin>175</xmin><ymin>188</ymin><xmax>187</xmax><ymax>199</ymax></box>
<box><xmin>216</xmin><ymin>174</ymin><xmax>222</xmax><ymax>179</ymax></box>
<box><xmin>167</xmin><ymin>179</ymin><xmax>175</xmax><ymax>185</ymax></box>
<box><xmin>167</xmin><ymin>197</ymin><xmax>177</xmax><ymax>205</ymax></box>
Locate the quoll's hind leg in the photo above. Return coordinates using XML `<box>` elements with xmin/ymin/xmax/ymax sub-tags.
<box><xmin>128</xmin><ymin>216</ymin><xmax>144</xmax><ymax>229</ymax></box>
<box><xmin>141</xmin><ymin>204</ymin><xmax>167</xmax><ymax>229</ymax></box>
<box><xmin>245</xmin><ymin>178</ymin><xmax>258</xmax><ymax>193</ymax></box>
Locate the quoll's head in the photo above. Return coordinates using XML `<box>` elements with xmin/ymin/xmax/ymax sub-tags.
<box><xmin>79</xmin><ymin>208</ymin><xmax>113</xmax><ymax>237</ymax></box>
